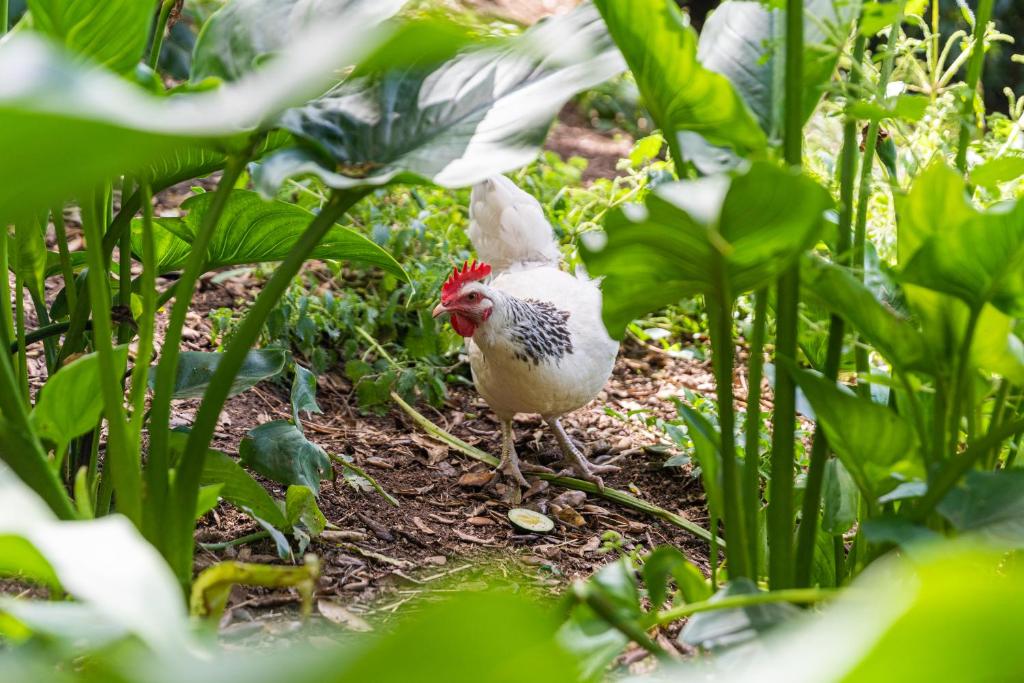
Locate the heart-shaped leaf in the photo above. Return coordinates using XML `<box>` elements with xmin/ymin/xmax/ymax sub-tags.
<box><xmin>290</xmin><ymin>365</ymin><xmax>322</xmax><ymax>427</ymax></box>
<box><xmin>822</xmin><ymin>459</ymin><xmax>860</xmax><ymax>536</ymax></box>
<box><xmin>27</xmin><ymin>0</ymin><xmax>156</xmax><ymax>74</ymax></box>
<box><xmin>160</xmin><ymin>349</ymin><xmax>286</xmax><ymax>400</ymax></box>
<box><xmin>593</xmin><ymin>0</ymin><xmax>766</xmax><ymax>156</ymax></box>
<box><xmin>582</xmin><ymin>161</ymin><xmax>831</xmax><ymax>336</ymax></box>
<box><xmin>132</xmin><ymin>190</ymin><xmax>407</xmax><ymax>279</ymax></box>
<box><xmin>789</xmin><ymin>367</ymin><xmax>920</xmax><ymax>500</ymax></box>
<box><xmin>642</xmin><ymin>546</ymin><xmax>711</xmax><ymax>610</ymax></box>
<box><xmin>239</xmin><ymin>420</ymin><xmax>331</xmax><ymax>495</ymax></box>
<box><xmin>255</xmin><ymin>3</ymin><xmax>624</xmax><ymax>192</ymax></box>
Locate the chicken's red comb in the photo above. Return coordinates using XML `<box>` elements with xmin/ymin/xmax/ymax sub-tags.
<box><xmin>441</xmin><ymin>260</ymin><xmax>491</xmax><ymax>300</ymax></box>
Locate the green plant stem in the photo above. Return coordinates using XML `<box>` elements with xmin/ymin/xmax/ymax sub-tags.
<box><xmin>0</xmin><ymin>0</ymin><xmax>7</xmax><ymax>34</ymax></box>
<box><xmin>793</xmin><ymin>61</ymin><xmax>862</xmax><ymax>587</ymax></box>
<box><xmin>147</xmin><ymin>157</ymin><xmax>247</xmax><ymax>548</ymax></box>
<box><xmin>29</xmin><ymin>291</ymin><xmax>57</xmax><ymax>373</ymax></box>
<box><xmin>984</xmin><ymin>379</ymin><xmax>1010</xmax><ymax>469</ymax></box>
<box><xmin>129</xmin><ymin>186</ymin><xmax>157</xmax><ymax>442</ymax></box>
<box><xmin>148</xmin><ymin>0</ymin><xmax>176</xmax><ymax>71</ymax></box>
<box><xmin>853</xmin><ymin>13</ymin><xmax>902</xmax><ymax>400</ymax></box>
<box><xmin>117</xmin><ymin>217</ymin><xmax>133</xmax><ymax>346</ymax></box>
<box><xmin>327</xmin><ymin>452</ymin><xmax>400</xmax><ymax>507</ymax></box>
<box><xmin>708</xmin><ymin>288</ymin><xmax>751</xmax><ymax>578</ymax></box>
<box><xmin>81</xmin><ymin>190</ymin><xmax>141</xmax><ymax>526</ymax></box>
<box><xmin>52</xmin><ymin>205</ymin><xmax>77</xmax><ymax>315</ymax></box>
<box><xmin>742</xmin><ymin>289</ymin><xmax>767</xmax><ymax>578</ymax></box>
<box><xmin>392</xmin><ymin>391</ymin><xmax>721</xmax><ymax>545</ymax></box>
<box><xmin>914</xmin><ymin>417</ymin><xmax>1024</xmax><ymax>521</ymax></box>
<box><xmin>767</xmin><ymin>0</ymin><xmax>806</xmax><ymax>591</ymax></box>
<box><xmin>58</xmin><ymin>190</ymin><xmax>142</xmax><ymax>365</ymax></box>
<box><xmin>13</xmin><ymin>261</ymin><xmax>28</xmax><ymax>401</ymax></box>
<box><xmin>955</xmin><ymin>0</ymin><xmax>994</xmax><ymax>172</ymax></box>
<box><xmin>948</xmin><ymin>306</ymin><xmax>981</xmax><ymax>454</ymax></box>
<box><xmin>654</xmin><ymin>587</ymin><xmax>835</xmax><ymax>626</ymax></box>
<box><xmin>168</xmin><ymin>190</ymin><xmax>366</xmax><ymax>588</ymax></box>
<box><xmin>574</xmin><ymin>582</ymin><xmax>671</xmax><ymax>660</ymax></box>
<box><xmin>0</xmin><ymin>231</ymin><xmax>11</xmax><ymax>348</ymax></box>
<box><xmin>197</xmin><ymin>530</ymin><xmax>271</xmax><ymax>552</ymax></box>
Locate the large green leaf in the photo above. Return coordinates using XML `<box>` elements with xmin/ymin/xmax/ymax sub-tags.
<box><xmin>191</xmin><ymin>0</ymin><xmax>405</xmax><ymax>83</ymax></box>
<box><xmin>581</xmin><ymin>161</ymin><xmax>831</xmax><ymax>336</ymax></box>
<box><xmin>132</xmin><ymin>190</ymin><xmax>407</xmax><ymax>279</ymax></box>
<box><xmin>30</xmin><ymin>347</ymin><xmax>130</xmax><ymax>455</ymax></box>
<box><xmin>12</xmin><ymin>219</ymin><xmax>46</xmax><ymax>301</ymax></box>
<box><xmin>900</xmin><ymin>170</ymin><xmax>1024</xmax><ymax>317</ymax></box>
<box><xmin>592</xmin><ymin>0</ymin><xmax>766</xmax><ymax>156</ymax></box>
<box><xmin>790</xmin><ymin>367</ymin><xmax>920</xmax><ymax>500</ymax></box>
<box><xmin>160</xmin><ymin>349</ymin><xmax>286</xmax><ymax>400</ymax></box>
<box><xmin>802</xmin><ymin>257</ymin><xmax>931</xmax><ymax>373</ymax></box>
<box><xmin>821</xmin><ymin>458</ymin><xmax>860</xmax><ymax>536</ymax></box>
<box><xmin>0</xmin><ymin>1</ymin><xmax>415</xmax><ymax>221</ymax></box>
<box><xmin>239</xmin><ymin>421</ymin><xmax>331</xmax><ymax>495</ymax></box>
<box><xmin>255</xmin><ymin>3</ymin><xmax>624</xmax><ymax>192</ymax></box>
<box><xmin>27</xmin><ymin>0</ymin><xmax>155</xmax><ymax>74</ymax></box>
<box><xmin>938</xmin><ymin>470</ymin><xmax>1024</xmax><ymax>548</ymax></box>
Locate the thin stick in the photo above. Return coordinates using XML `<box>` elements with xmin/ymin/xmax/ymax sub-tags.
<box><xmin>391</xmin><ymin>392</ymin><xmax>721</xmax><ymax>546</ymax></box>
<box><xmin>327</xmin><ymin>452</ymin><xmax>400</xmax><ymax>507</ymax></box>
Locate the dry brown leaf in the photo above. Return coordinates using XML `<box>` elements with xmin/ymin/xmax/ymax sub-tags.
<box><xmin>457</xmin><ymin>470</ymin><xmax>494</xmax><ymax>487</ymax></box>
<box><xmin>410</xmin><ymin>432</ymin><xmax>450</xmax><ymax>464</ymax></box>
<box><xmin>467</xmin><ymin>516</ymin><xmax>494</xmax><ymax>526</ymax></box>
<box><xmin>317</xmin><ymin>599</ymin><xmax>373</xmax><ymax>632</ymax></box>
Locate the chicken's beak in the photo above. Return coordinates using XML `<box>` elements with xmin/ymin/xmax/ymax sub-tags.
<box><xmin>431</xmin><ymin>302</ymin><xmax>448</xmax><ymax>319</ymax></box>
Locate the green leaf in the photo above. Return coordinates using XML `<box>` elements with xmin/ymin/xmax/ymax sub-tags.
<box><xmin>582</xmin><ymin>161</ymin><xmax>831</xmax><ymax>336</ymax></box>
<box><xmin>284</xmin><ymin>485</ymin><xmax>326</xmax><ymax>537</ymax></box>
<box><xmin>0</xmin><ymin>2</ymin><xmax>412</xmax><ymax>221</ymax></box>
<box><xmin>679</xmin><ymin>577</ymin><xmax>800</xmax><ymax>651</ymax></box>
<box><xmin>195</xmin><ymin>484</ymin><xmax>223</xmax><ymax>520</ymax></box>
<box><xmin>191</xmin><ymin>0</ymin><xmax>406</xmax><ymax>82</ymax></box>
<box><xmin>938</xmin><ymin>470</ymin><xmax>1024</xmax><ymax>548</ymax></box>
<box><xmin>810</xmin><ymin>524</ymin><xmax>837</xmax><ymax>588</ymax></box>
<box><xmin>821</xmin><ymin>459</ymin><xmax>860</xmax><ymax>535</ymax></box>
<box><xmin>861</xmin><ymin>516</ymin><xmax>942</xmax><ymax>551</ymax></box>
<box><xmin>593</xmin><ymin>0</ymin><xmax>766</xmax><ymax>155</ymax></box>
<box><xmin>134</xmin><ymin>190</ymin><xmax>407</xmax><ymax>280</ymax></box>
<box><xmin>970</xmin><ymin>154</ymin><xmax>1024</xmax><ymax>189</ymax></box>
<box><xmin>695</xmin><ymin>0</ymin><xmax>855</xmax><ymax>135</ymax></box>
<box><xmin>900</xmin><ymin>194</ymin><xmax>1024</xmax><ymax>317</ymax></box>
<box><xmin>239</xmin><ymin>420</ymin><xmax>331</xmax><ymax>495</ymax></box>
<box><xmin>789</xmin><ymin>367</ymin><xmax>920</xmax><ymax>500</ymax></box>
<box><xmin>199</xmin><ymin>452</ymin><xmax>288</xmax><ymax>529</ymax></box>
<box><xmin>12</xmin><ymin>219</ymin><xmax>47</xmax><ymax>301</ymax></box>
<box><xmin>290</xmin><ymin>364</ymin><xmax>321</xmax><ymax>427</ymax></box>
<box><xmin>859</xmin><ymin>1</ymin><xmax>905</xmax><ymax>35</ymax></box>
<box><xmin>256</xmin><ymin>3</ymin><xmax>623</xmax><ymax>192</ymax></box>
<box><xmin>30</xmin><ymin>346</ymin><xmax>130</xmax><ymax>455</ymax></box>
<box><xmin>676</xmin><ymin>402</ymin><xmax>723</xmax><ymax>522</ymax></box>
<box><xmin>847</xmin><ymin>94</ymin><xmax>930</xmax><ymax>123</ymax></box>
<box><xmin>802</xmin><ymin>256</ymin><xmax>931</xmax><ymax>372</ymax></box>
<box><xmin>160</xmin><ymin>349</ymin><xmax>285</xmax><ymax>400</ymax></box>
<box><xmin>27</xmin><ymin>0</ymin><xmax>155</xmax><ymax>74</ymax></box>
<box><xmin>642</xmin><ymin>546</ymin><xmax>711</xmax><ymax>610</ymax></box>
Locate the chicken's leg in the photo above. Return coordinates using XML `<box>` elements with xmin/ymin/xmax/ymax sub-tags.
<box><xmin>496</xmin><ymin>420</ymin><xmax>529</xmax><ymax>487</ymax></box>
<box><xmin>546</xmin><ymin>417</ymin><xmax>620</xmax><ymax>489</ymax></box>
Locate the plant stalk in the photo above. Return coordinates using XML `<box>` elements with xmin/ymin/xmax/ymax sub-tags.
<box><xmin>742</xmin><ymin>289</ymin><xmax>767</xmax><ymax>579</ymax></box>
<box><xmin>0</xmin><ymin>229</ymin><xmax>11</xmax><ymax>349</ymax></box>
<box><xmin>655</xmin><ymin>586</ymin><xmax>834</xmax><ymax>625</ymax></box>
<box><xmin>147</xmin><ymin>157</ymin><xmax>247</xmax><ymax>547</ymax></box>
<box><xmin>81</xmin><ymin>189</ymin><xmax>141</xmax><ymax>526</ymax></box>
<box><xmin>52</xmin><ymin>205</ymin><xmax>78</xmax><ymax>315</ymax></box>
<box><xmin>148</xmin><ymin>0</ymin><xmax>176</xmax><ymax>71</ymax></box>
<box><xmin>767</xmin><ymin>0</ymin><xmax>805</xmax><ymax>590</ymax></box>
<box><xmin>168</xmin><ymin>190</ymin><xmax>366</xmax><ymax>587</ymax></box>
<box><xmin>955</xmin><ymin>0</ymin><xmax>995</xmax><ymax>172</ymax></box>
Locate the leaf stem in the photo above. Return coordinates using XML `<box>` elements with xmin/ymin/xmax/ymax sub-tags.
<box><xmin>148</xmin><ymin>0</ymin><xmax>176</xmax><ymax>71</ymax></box>
<box><xmin>148</xmin><ymin>157</ymin><xmax>248</xmax><ymax>548</ymax></box>
<box><xmin>654</xmin><ymin>586</ymin><xmax>835</xmax><ymax>626</ymax></box>
<box><xmin>80</xmin><ymin>189</ymin><xmax>140</xmax><ymax>525</ymax></box>
<box><xmin>742</xmin><ymin>290</ymin><xmax>767</xmax><ymax>578</ymax></box>
<box><xmin>52</xmin><ymin>205</ymin><xmax>77</xmax><ymax>315</ymax></box>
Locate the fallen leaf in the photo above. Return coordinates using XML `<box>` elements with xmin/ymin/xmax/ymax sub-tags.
<box><xmin>365</xmin><ymin>457</ymin><xmax>394</xmax><ymax>469</ymax></box>
<box><xmin>467</xmin><ymin>516</ymin><xmax>494</xmax><ymax>526</ymax></box>
<box><xmin>552</xmin><ymin>490</ymin><xmax>587</xmax><ymax>508</ymax></box>
<box><xmin>552</xmin><ymin>505</ymin><xmax>586</xmax><ymax>528</ymax></box>
<box><xmin>411</xmin><ymin>432</ymin><xmax>450</xmax><ymax>464</ymax></box>
<box><xmin>317</xmin><ymin>599</ymin><xmax>373</xmax><ymax>632</ymax></box>
<box><xmin>458</xmin><ymin>470</ymin><xmax>494</xmax><ymax>487</ymax></box>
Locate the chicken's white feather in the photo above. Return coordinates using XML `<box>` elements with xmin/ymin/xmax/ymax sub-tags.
<box><xmin>467</xmin><ymin>175</ymin><xmax>561</xmax><ymax>273</ymax></box>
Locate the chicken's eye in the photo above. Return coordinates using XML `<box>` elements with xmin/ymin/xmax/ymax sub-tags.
<box><xmin>466</xmin><ymin>293</ymin><xmax>478</xmax><ymax>302</ymax></box>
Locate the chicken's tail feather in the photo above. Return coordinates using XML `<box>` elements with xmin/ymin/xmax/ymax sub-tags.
<box><xmin>467</xmin><ymin>175</ymin><xmax>561</xmax><ymax>274</ymax></box>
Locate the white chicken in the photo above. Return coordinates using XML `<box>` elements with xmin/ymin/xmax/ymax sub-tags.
<box><xmin>432</xmin><ymin>176</ymin><xmax>620</xmax><ymax>488</ymax></box>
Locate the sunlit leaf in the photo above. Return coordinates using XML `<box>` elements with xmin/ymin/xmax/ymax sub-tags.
<box><xmin>27</xmin><ymin>0</ymin><xmax>155</xmax><ymax>74</ymax></box>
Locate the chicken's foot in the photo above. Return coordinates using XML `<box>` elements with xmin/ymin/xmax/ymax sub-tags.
<box><xmin>546</xmin><ymin>417</ymin><xmax>620</xmax><ymax>489</ymax></box>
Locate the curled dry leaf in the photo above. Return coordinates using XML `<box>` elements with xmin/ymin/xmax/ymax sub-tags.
<box><xmin>457</xmin><ymin>470</ymin><xmax>495</xmax><ymax>487</ymax></box>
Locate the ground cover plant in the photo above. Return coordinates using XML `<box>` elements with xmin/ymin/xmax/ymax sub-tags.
<box><xmin>2</xmin><ymin>0</ymin><xmax>1024</xmax><ymax>681</ymax></box>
